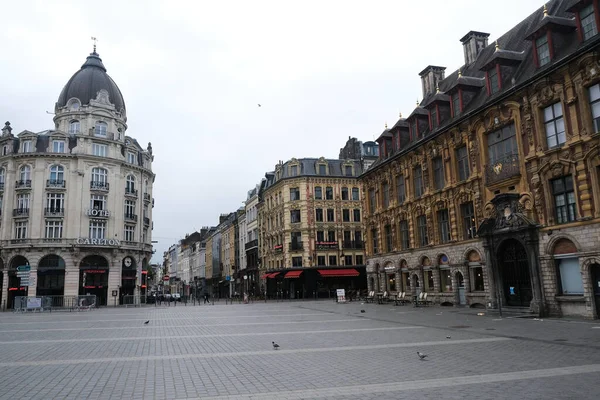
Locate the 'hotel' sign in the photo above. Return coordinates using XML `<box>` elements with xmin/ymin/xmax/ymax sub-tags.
<box><xmin>75</xmin><ymin>238</ymin><xmax>121</xmax><ymax>246</ymax></box>
<box><xmin>86</xmin><ymin>209</ymin><xmax>111</xmax><ymax>217</ymax></box>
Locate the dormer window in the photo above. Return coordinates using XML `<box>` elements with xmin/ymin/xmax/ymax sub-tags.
<box><xmin>488</xmin><ymin>67</ymin><xmax>500</xmax><ymax>94</ymax></box>
<box><xmin>344</xmin><ymin>165</ymin><xmax>353</xmax><ymax>176</ymax></box>
<box><xmin>318</xmin><ymin>164</ymin><xmax>327</xmax><ymax>175</ymax></box>
<box><xmin>536</xmin><ymin>35</ymin><xmax>551</xmax><ymax>66</ymax></box>
<box><xmin>69</xmin><ymin>120</ymin><xmax>80</xmax><ymax>134</ymax></box>
<box><xmin>52</xmin><ymin>140</ymin><xmax>65</xmax><ymax>153</ymax></box>
<box><xmin>127</xmin><ymin>152</ymin><xmax>136</xmax><ymax>164</ymax></box>
<box><xmin>290</xmin><ymin>165</ymin><xmax>297</xmax><ymax>176</ymax></box>
<box><xmin>95</xmin><ymin>121</ymin><xmax>107</xmax><ymax>137</ymax></box>
<box><xmin>430</xmin><ymin>107</ymin><xmax>438</xmax><ymax>129</ymax></box>
<box><xmin>580</xmin><ymin>4</ymin><xmax>598</xmax><ymax>40</ymax></box>
<box><xmin>22</xmin><ymin>140</ymin><xmax>32</xmax><ymax>153</ymax></box>
<box><xmin>3</xmin><ymin>145</ymin><xmax>8</xmax><ymax>156</ymax></box>
<box><xmin>410</xmin><ymin>120</ymin><xmax>418</xmax><ymax>139</ymax></box>
<box><xmin>452</xmin><ymin>92</ymin><xmax>461</xmax><ymax>117</ymax></box>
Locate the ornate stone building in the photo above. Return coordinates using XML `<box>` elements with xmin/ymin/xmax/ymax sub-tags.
<box><xmin>0</xmin><ymin>47</ymin><xmax>155</xmax><ymax>308</ymax></box>
<box><xmin>258</xmin><ymin>158</ymin><xmax>367</xmax><ymax>298</ymax></box>
<box><xmin>361</xmin><ymin>0</ymin><xmax>600</xmax><ymax>318</ymax></box>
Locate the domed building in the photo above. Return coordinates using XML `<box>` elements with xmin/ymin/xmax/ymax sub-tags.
<box><xmin>0</xmin><ymin>48</ymin><xmax>155</xmax><ymax>308</ymax></box>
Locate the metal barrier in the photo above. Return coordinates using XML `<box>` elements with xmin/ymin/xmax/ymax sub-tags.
<box><xmin>121</xmin><ymin>295</ymin><xmax>149</xmax><ymax>307</ymax></box>
<box><xmin>13</xmin><ymin>295</ymin><xmax>97</xmax><ymax>312</ymax></box>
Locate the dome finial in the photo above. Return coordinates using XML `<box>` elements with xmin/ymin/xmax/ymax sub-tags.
<box><xmin>91</xmin><ymin>36</ymin><xmax>98</xmax><ymax>54</ymax></box>
<box><xmin>495</xmin><ymin>40</ymin><xmax>499</xmax><ymax>52</ymax></box>
<box><xmin>543</xmin><ymin>4</ymin><xmax>548</xmax><ymax>17</ymax></box>
<box><xmin>385</xmin><ymin>122</ymin><xmax>388</xmax><ymax>129</ymax></box>
<box><xmin>458</xmin><ymin>68</ymin><xmax>462</xmax><ymax>77</ymax></box>
<box><xmin>399</xmin><ymin>111</ymin><xmax>402</xmax><ymax>118</ymax></box>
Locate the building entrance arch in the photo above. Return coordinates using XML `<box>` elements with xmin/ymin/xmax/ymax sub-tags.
<box><xmin>7</xmin><ymin>255</ymin><xmax>29</xmax><ymax>309</ymax></box>
<box><xmin>498</xmin><ymin>239</ymin><xmax>532</xmax><ymax>307</ymax></box>
<box><xmin>79</xmin><ymin>255</ymin><xmax>109</xmax><ymax>306</ymax></box>
<box><xmin>37</xmin><ymin>255</ymin><xmax>66</xmax><ymax>298</ymax></box>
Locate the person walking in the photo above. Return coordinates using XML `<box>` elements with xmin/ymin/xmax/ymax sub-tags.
<box><xmin>203</xmin><ymin>292</ymin><xmax>210</xmax><ymax>304</ymax></box>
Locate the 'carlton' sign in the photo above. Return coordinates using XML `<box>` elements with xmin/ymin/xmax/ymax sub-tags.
<box><xmin>75</xmin><ymin>238</ymin><xmax>121</xmax><ymax>246</ymax></box>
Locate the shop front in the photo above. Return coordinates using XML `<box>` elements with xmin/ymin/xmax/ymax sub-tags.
<box><xmin>7</xmin><ymin>255</ymin><xmax>30</xmax><ymax>310</ymax></box>
<box><xmin>79</xmin><ymin>255</ymin><xmax>110</xmax><ymax>306</ymax></box>
<box><xmin>120</xmin><ymin>256</ymin><xmax>136</xmax><ymax>304</ymax></box>
<box><xmin>36</xmin><ymin>255</ymin><xmax>66</xmax><ymax>304</ymax></box>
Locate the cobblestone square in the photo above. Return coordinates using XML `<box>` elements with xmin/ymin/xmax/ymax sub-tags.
<box><xmin>0</xmin><ymin>301</ymin><xmax>599</xmax><ymax>399</ymax></box>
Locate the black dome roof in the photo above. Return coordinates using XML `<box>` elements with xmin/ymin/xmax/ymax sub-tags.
<box><xmin>57</xmin><ymin>51</ymin><xmax>125</xmax><ymax>111</ymax></box>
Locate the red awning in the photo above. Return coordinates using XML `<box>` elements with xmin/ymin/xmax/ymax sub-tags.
<box><xmin>318</xmin><ymin>268</ymin><xmax>359</xmax><ymax>277</ymax></box>
<box><xmin>268</xmin><ymin>272</ymin><xmax>280</xmax><ymax>279</ymax></box>
<box><xmin>284</xmin><ymin>270</ymin><xmax>303</xmax><ymax>279</ymax></box>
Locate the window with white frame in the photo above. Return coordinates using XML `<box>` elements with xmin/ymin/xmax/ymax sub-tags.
<box><xmin>17</xmin><ymin>193</ymin><xmax>30</xmax><ymax>210</ymax></box>
<box><xmin>580</xmin><ymin>4</ymin><xmax>598</xmax><ymax>41</ymax></box>
<box><xmin>437</xmin><ymin>209</ymin><xmax>451</xmax><ymax>243</ymax></box>
<box><xmin>125</xmin><ymin>199</ymin><xmax>136</xmax><ymax>217</ymax></box>
<box><xmin>124</xmin><ymin>225</ymin><xmax>135</xmax><ymax>242</ymax></box>
<box><xmin>46</xmin><ymin>193</ymin><xmax>64</xmax><ymax>211</ymax></box>
<box><xmin>544</xmin><ymin>102</ymin><xmax>566</xmax><ymax>148</ymax></box>
<box><xmin>0</xmin><ymin>168</ymin><xmax>4</xmax><ymax>185</ymax></box>
<box><xmin>414</xmin><ymin>166</ymin><xmax>424</xmax><ymax>198</ymax></box>
<box><xmin>45</xmin><ymin>220</ymin><xmax>63</xmax><ymax>239</ymax></box>
<box><xmin>127</xmin><ymin>152</ymin><xmax>136</xmax><ymax>164</ymax></box>
<box><xmin>588</xmin><ymin>83</ymin><xmax>600</xmax><ymax>133</ymax></box>
<box><xmin>69</xmin><ymin>120</ymin><xmax>80</xmax><ymax>134</ymax></box>
<box><xmin>557</xmin><ymin>257</ymin><xmax>584</xmax><ymax>295</ymax></box>
<box><xmin>22</xmin><ymin>140</ymin><xmax>32</xmax><ymax>153</ymax></box>
<box><xmin>126</xmin><ymin>175</ymin><xmax>135</xmax><ymax>194</ymax></box>
<box><xmin>90</xmin><ymin>194</ymin><xmax>107</xmax><ymax>211</ymax></box>
<box><xmin>89</xmin><ymin>221</ymin><xmax>106</xmax><ymax>239</ymax></box>
<box><xmin>352</xmin><ymin>187</ymin><xmax>359</xmax><ymax>201</ymax></box>
<box><xmin>92</xmin><ymin>143</ymin><xmax>107</xmax><ymax>157</ymax></box>
<box><xmin>19</xmin><ymin>165</ymin><xmax>31</xmax><ymax>182</ymax></box>
<box><xmin>14</xmin><ymin>221</ymin><xmax>27</xmax><ymax>239</ymax></box>
<box><xmin>95</xmin><ymin>121</ymin><xmax>108</xmax><ymax>137</ymax></box>
<box><xmin>552</xmin><ymin>175</ymin><xmax>577</xmax><ymax>224</ymax></box>
<box><xmin>536</xmin><ymin>35</ymin><xmax>550</xmax><ymax>66</ymax></box>
<box><xmin>488</xmin><ymin>67</ymin><xmax>500</xmax><ymax>94</ymax></box>
<box><xmin>52</xmin><ymin>140</ymin><xmax>66</xmax><ymax>153</ymax></box>
<box><xmin>49</xmin><ymin>165</ymin><xmax>64</xmax><ymax>183</ymax></box>
<box><xmin>91</xmin><ymin>167</ymin><xmax>107</xmax><ymax>185</ymax></box>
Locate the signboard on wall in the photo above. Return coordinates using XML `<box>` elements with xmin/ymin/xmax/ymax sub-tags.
<box><xmin>75</xmin><ymin>238</ymin><xmax>121</xmax><ymax>246</ymax></box>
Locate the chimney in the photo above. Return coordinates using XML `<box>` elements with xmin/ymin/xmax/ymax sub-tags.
<box><xmin>2</xmin><ymin>121</ymin><xmax>12</xmax><ymax>136</ymax></box>
<box><xmin>419</xmin><ymin>66</ymin><xmax>446</xmax><ymax>99</ymax></box>
<box><xmin>460</xmin><ymin>31</ymin><xmax>490</xmax><ymax>65</ymax></box>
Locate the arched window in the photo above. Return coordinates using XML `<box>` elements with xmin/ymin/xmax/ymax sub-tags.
<box><xmin>126</xmin><ymin>175</ymin><xmax>136</xmax><ymax>194</ymax></box>
<box><xmin>49</xmin><ymin>165</ymin><xmax>64</xmax><ymax>183</ymax></box>
<box><xmin>69</xmin><ymin>120</ymin><xmax>80</xmax><ymax>134</ymax></box>
<box><xmin>19</xmin><ymin>165</ymin><xmax>31</xmax><ymax>182</ymax></box>
<box><xmin>91</xmin><ymin>167</ymin><xmax>108</xmax><ymax>190</ymax></box>
<box><xmin>95</xmin><ymin>121</ymin><xmax>108</xmax><ymax>137</ymax></box>
<box><xmin>0</xmin><ymin>168</ymin><xmax>5</xmax><ymax>184</ymax></box>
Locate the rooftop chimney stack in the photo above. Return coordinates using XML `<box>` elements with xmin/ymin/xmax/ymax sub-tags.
<box><xmin>460</xmin><ymin>31</ymin><xmax>490</xmax><ymax>65</ymax></box>
<box><xmin>419</xmin><ymin>66</ymin><xmax>446</xmax><ymax>99</ymax></box>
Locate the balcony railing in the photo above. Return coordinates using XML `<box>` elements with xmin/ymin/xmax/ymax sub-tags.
<box><xmin>485</xmin><ymin>154</ymin><xmax>521</xmax><ymax>186</ymax></box>
<box><xmin>315</xmin><ymin>241</ymin><xmax>338</xmax><ymax>250</ymax></box>
<box><xmin>13</xmin><ymin>208</ymin><xmax>29</xmax><ymax>217</ymax></box>
<box><xmin>342</xmin><ymin>240</ymin><xmax>364</xmax><ymax>249</ymax></box>
<box><xmin>245</xmin><ymin>239</ymin><xmax>258</xmax><ymax>251</ymax></box>
<box><xmin>125</xmin><ymin>213</ymin><xmax>138</xmax><ymax>222</ymax></box>
<box><xmin>143</xmin><ymin>217</ymin><xmax>150</xmax><ymax>225</ymax></box>
<box><xmin>46</xmin><ymin>179</ymin><xmax>66</xmax><ymax>189</ymax></box>
<box><xmin>125</xmin><ymin>188</ymin><xmax>138</xmax><ymax>197</ymax></box>
<box><xmin>143</xmin><ymin>193</ymin><xmax>151</xmax><ymax>202</ymax></box>
<box><xmin>289</xmin><ymin>242</ymin><xmax>304</xmax><ymax>251</ymax></box>
<box><xmin>15</xmin><ymin>180</ymin><xmax>31</xmax><ymax>189</ymax></box>
<box><xmin>44</xmin><ymin>207</ymin><xmax>64</xmax><ymax>217</ymax></box>
<box><xmin>90</xmin><ymin>181</ymin><xmax>110</xmax><ymax>191</ymax></box>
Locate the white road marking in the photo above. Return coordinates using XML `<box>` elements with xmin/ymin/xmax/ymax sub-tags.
<box><xmin>0</xmin><ymin>326</ymin><xmax>425</xmax><ymax>345</ymax></box>
<box><xmin>0</xmin><ymin>337</ymin><xmax>510</xmax><ymax>367</ymax></box>
<box><xmin>185</xmin><ymin>363</ymin><xmax>600</xmax><ymax>400</ymax></box>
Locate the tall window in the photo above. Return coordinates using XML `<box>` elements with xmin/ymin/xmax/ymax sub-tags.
<box><xmin>127</xmin><ymin>152</ymin><xmax>136</xmax><ymax>164</ymax></box>
<box><xmin>46</xmin><ymin>193</ymin><xmax>64</xmax><ymax>211</ymax></box>
<box><xmin>318</xmin><ymin>164</ymin><xmax>327</xmax><ymax>175</ymax></box>
<box><xmin>49</xmin><ymin>165</ymin><xmax>64</xmax><ymax>183</ymax></box>
<box><xmin>92</xmin><ymin>143</ymin><xmax>107</xmax><ymax>157</ymax></box>
<box><xmin>536</xmin><ymin>35</ymin><xmax>550</xmax><ymax>67</ymax></box>
<box><xmin>371</xmin><ymin>229</ymin><xmax>379</xmax><ymax>254</ymax></box>
<box><xmin>89</xmin><ymin>221</ymin><xmax>106</xmax><ymax>239</ymax></box>
<box><xmin>126</xmin><ymin>175</ymin><xmax>136</xmax><ymax>194</ymax></box>
<box><xmin>411</xmin><ymin>120</ymin><xmax>418</xmax><ymax>139</ymax></box>
<box><xmin>95</xmin><ymin>121</ymin><xmax>108</xmax><ymax>137</ymax></box>
<box><xmin>345</xmin><ymin>255</ymin><xmax>353</xmax><ymax>266</ymax></box>
<box><xmin>315</xmin><ymin>208</ymin><xmax>323</xmax><ymax>222</ymax></box>
<box><xmin>20</xmin><ymin>165</ymin><xmax>31</xmax><ymax>182</ymax></box>
<box><xmin>316</xmin><ymin>230</ymin><xmax>325</xmax><ymax>242</ymax></box>
<box><xmin>125</xmin><ymin>200</ymin><xmax>136</xmax><ymax>218</ymax></box>
<box><xmin>452</xmin><ymin>93</ymin><xmax>461</xmax><ymax>116</ymax></box>
<box><xmin>0</xmin><ymin>168</ymin><xmax>4</xmax><ymax>187</ymax></box>
<box><xmin>588</xmin><ymin>83</ymin><xmax>600</xmax><ymax>133</ymax></box>
<box><xmin>396</xmin><ymin>175</ymin><xmax>405</xmax><ymax>204</ymax></box>
<box><xmin>326</xmin><ymin>208</ymin><xmax>334</xmax><ymax>222</ymax></box>
<box><xmin>17</xmin><ymin>193</ymin><xmax>30</xmax><ymax>210</ymax></box>
<box><xmin>552</xmin><ymin>175</ymin><xmax>577</xmax><ymax>224</ymax></box>
<box><xmin>314</xmin><ymin>186</ymin><xmax>322</xmax><ymax>199</ymax></box>
<box><xmin>325</xmin><ymin>187</ymin><xmax>333</xmax><ymax>200</ymax></box>
<box><xmin>437</xmin><ymin>209</ymin><xmax>451</xmax><ymax>243</ymax></box>
<box><xmin>15</xmin><ymin>221</ymin><xmax>27</xmax><ymax>239</ymax></box>
<box><xmin>414</xmin><ymin>166</ymin><xmax>423</xmax><ymax>198</ymax></box>
<box><xmin>52</xmin><ymin>140</ymin><xmax>65</xmax><ymax>153</ymax></box>
<box><xmin>342</xmin><ymin>209</ymin><xmax>350</xmax><ymax>222</ymax></box>
<box><xmin>430</xmin><ymin>107</ymin><xmax>438</xmax><ymax>129</ymax></box>
<box><xmin>385</xmin><ymin>225</ymin><xmax>392</xmax><ymax>253</ymax></box>
<box><xmin>327</xmin><ymin>230</ymin><xmax>336</xmax><ymax>242</ymax></box>
<box><xmin>544</xmin><ymin>102</ymin><xmax>566</xmax><ymax>148</ymax></box>
<box><xmin>352</xmin><ymin>187</ymin><xmax>360</xmax><ymax>201</ymax></box>
<box><xmin>317</xmin><ymin>255</ymin><xmax>326</xmax><ymax>266</ymax></box>
<box><xmin>341</xmin><ymin>187</ymin><xmax>349</xmax><ymax>200</ymax></box>
<box><xmin>399</xmin><ymin>220</ymin><xmax>410</xmax><ymax>249</ymax></box>
<box><xmin>369</xmin><ymin>188</ymin><xmax>376</xmax><ymax>213</ymax></box>
<box><xmin>456</xmin><ymin>146</ymin><xmax>470</xmax><ymax>181</ymax></box>
<box><xmin>557</xmin><ymin>257</ymin><xmax>584</xmax><ymax>294</ymax></box>
<box><xmin>45</xmin><ymin>221</ymin><xmax>63</xmax><ymax>239</ymax></box>
<box><xmin>488</xmin><ymin>124</ymin><xmax>517</xmax><ymax>164</ymax></box>
<box><xmin>417</xmin><ymin>215</ymin><xmax>428</xmax><ymax>246</ymax></box>
<box><xmin>69</xmin><ymin>120</ymin><xmax>80</xmax><ymax>134</ymax></box>
<box><xmin>289</xmin><ymin>187</ymin><xmax>300</xmax><ymax>200</ymax></box>
<box><xmin>581</xmin><ymin>4</ymin><xmax>598</xmax><ymax>40</ymax></box>
<box><xmin>433</xmin><ymin>157</ymin><xmax>444</xmax><ymax>190</ymax></box>
<box><xmin>291</xmin><ymin>232</ymin><xmax>302</xmax><ymax>249</ymax></box>
<box><xmin>22</xmin><ymin>140</ymin><xmax>32</xmax><ymax>153</ymax></box>
<box><xmin>292</xmin><ymin>257</ymin><xmax>303</xmax><ymax>267</ymax></box>
<box><xmin>290</xmin><ymin>209</ymin><xmax>301</xmax><ymax>223</ymax></box>
<box><xmin>461</xmin><ymin>202</ymin><xmax>476</xmax><ymax>239</ymax></box>
<box><xmin>383</xmin><ymin>182</ymin><xmax>390</xmax><ymax>208</ymax></box>
<box><xmin>290</xmin><ymin>165</ymin><xmax>297</xmax><ymax>176</ymax></box>
<box><xmin>345</xmin><ymin>165</ymin><xmax>353</xmax><ymax>176</ymax></box>
<box><xmin>488</xmin><ymin>67</ymin><xmax>500</xmax><ymax>94</ymax></box>
<box><xmin>91</xmin><ymin>167</ymin><xmax>108</xmax><ymax>184</ymax></box>
<box><xmin>353</xmin><ymin>209</ymin><xmax>360</xmax><ymax>222</ymax></box>
<box><xmin>124</xmin><ymin>225</ymin><xmax>135</xmax><ymax>242</ymax></box>
<box><xmin>90</xmin><ymin>194</ymin><xmax>107</xmax><ymax>211</ymax></box>
<box><xmin>329</xmin><ymin>255</ymin><xmax>337</xmax><ymax>266</ymax></box>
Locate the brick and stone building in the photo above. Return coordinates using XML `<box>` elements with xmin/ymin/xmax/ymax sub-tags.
<box><xmin>361</xmin><ymin>0</ymin><xmax>600</xmax><ymax>318</ymax></box>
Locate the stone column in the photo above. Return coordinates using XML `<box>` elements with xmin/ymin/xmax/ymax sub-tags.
<box><xmin>64</xmin><ymin>267</ymin><xmax>79</xmax><ymax>297</ymax></box>
<box><xmin>108</xmin><ymin>267</ymin><xmax>121</xmax><ymax>307</ymax></box>
<box><xmin>28</xmin><ymin>267</ymin><xmax>37</xmax><ymax>298</ymax></box>
<box><xmin>1</xmin><ymin>271</ymin><xmax>8</xmax><ymax>310</ymax></box>
<box><xmin>526</xmin><ymin>235</ymin><xmax>545</xmax><ymax>317</ymax></box>
<box><xmin>483</xmin><ymin>243</ymin><xmax>500</xmax><ymax>309</ymax></box>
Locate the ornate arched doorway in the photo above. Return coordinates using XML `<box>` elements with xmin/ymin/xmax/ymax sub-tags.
<box><xmin>37</xmin><ymin>255</ymin><xmax>66</xmax><ymax>298</ymax></box>
<box><xmin>498</xmin><ymin>239</ymin><xmax>532</xmax><ymax>307</ymax></box>
<box><xmin>120</xmin><ymin>256</ymin><xmax>137</xmax><ymax>304</ymax></box>
<box><xmin>79</xmin><ymin>255</ymin><xmax>109</xmax><ymax>306</ymax></box>
<box><xmin>8</xmin><ymin>255</ymin><xmax>29</xmax><ymax>309</ymax></box>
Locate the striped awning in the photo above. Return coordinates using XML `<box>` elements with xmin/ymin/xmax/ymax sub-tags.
<box><xmin>284</xmin><ymin>270</ymin><xmax>303</xmax><ymax>279</ymax></box>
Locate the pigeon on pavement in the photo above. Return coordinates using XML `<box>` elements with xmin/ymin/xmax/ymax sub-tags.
<box><xmin>360</xmin><ymin>310</ymin><xmax>366</xmax><ymax>313</ymax></box>
<box><xmin>272</xmin><ymin>341</ymin><xmax>280</xmax><ymax>350</ymax></box>
<box><xmin>417</xmin><ymin>351</ymin><xmax>428</xmax><ymax>360</ymax></box>
<box><xmin>446</xmin><ymin>336</ymin><xmax>451</xmax><ymax>339</ymax></box>
<box><xmin>144</xmin><ymin>320</ymin><xmax>149</xmax><ymax>325</ymax></box>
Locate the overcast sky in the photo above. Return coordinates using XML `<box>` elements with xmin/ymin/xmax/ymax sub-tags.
<box><xmin>1</xmin><ymin>0</ymin><xmax>542</xmax><ymax>262</ymax></box>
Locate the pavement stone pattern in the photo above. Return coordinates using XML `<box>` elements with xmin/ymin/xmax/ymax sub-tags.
<box><xmin>0</xmin><ymin>300</ymin><xmax>599</xmax><ymax>399</ymax></box>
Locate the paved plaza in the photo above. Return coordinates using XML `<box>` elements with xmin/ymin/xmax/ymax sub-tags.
<box><xmin>0</xmin><ymin>300</ymin><xmax>599</xmax><ymax>399</ymax></box>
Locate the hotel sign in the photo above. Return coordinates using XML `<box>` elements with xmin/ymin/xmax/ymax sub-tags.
<box><xmin>86</xmin><ymin>209</ymin><xmax>111</xmax><ymax>217</ymax></box>
<box><xmin>75</xmin><ymin>238</ymin><xmax>121</xmax><ymax>246</ymax></box>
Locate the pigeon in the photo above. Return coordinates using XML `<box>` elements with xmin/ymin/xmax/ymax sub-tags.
<box><xmin>144</xmin><ymin>320</ymin><xmax>149</xmax><ymax>325</ymax></box>
<box><xmin>360</xmin><ymin>310</ymin><xmax>366</xmax><ymax>313</ymax></box>
<box><xmin>417</xmin><ymin>351</ymin><xmax>428</xmax><ymax>360</ymax></box>
<box><xmin>272</xmin><ymin>341</ymin><xmax>280</xmax><ymax>350</ymax></box>
<box><xmin>258</xmin><ymin>104</ymin><xmax>262</xmax><ymax>107</ymax></box>
<box><xmin>446</xmin><ymin>336</ymin><xmax>451</xmax><ymax>339</ymax></box>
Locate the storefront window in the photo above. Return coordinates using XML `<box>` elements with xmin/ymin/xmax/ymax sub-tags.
<box><xmin>471</xmin><ymin>266</ymin><xmax>484</xmax><ymax>291</ymax></box>
<box><xmin>557</xmin><ymin>257</ymin><xmax>583</xmax><ymax>295</ymax></box>
<box><xmin>388</xmin><ymin>274</ymin><xmax>397</xmax><ymax>292</ymax></box>
<box><xmin>440</xmin><ymin>269</ymin><xmax>452</xmax><ymax>292</ymax></box>
<box><xmin>424</xmin><ymin>270</ymin><xmax>434</xmax><ymax>292</ymax></box>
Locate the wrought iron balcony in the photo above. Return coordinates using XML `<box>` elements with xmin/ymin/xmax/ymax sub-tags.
<box><xmin>125</xmin><ymin>187</ymin><xmax>138</xmax><ymax>197</ymax></box>
<box><xmin>289</xmin><ymin>242</ymin><xmax>304</xmax><ymax>251</ymax></box>
<box><xmin>13</xmin><ymin>208</ymin><xmax>29</xmax><ymax>217</ymax></box>
<box><xmin>46</xmin><ymin>179</ymin><xmax>66</xmax><ymax>189</ymax></box>
<box><xmin>143</xmin><ymin>193</ymin><xmax>151</xmax><ymax>202</ymax></box>
<box><xmin>143</xmin><ymin>217</ymin><xmax>150</xmax><ymax>226</ymax></box>
<box><xmin>342</xmin><ymin>240</ymin><xmax>364</xmax><ymax>249</ymax></box>
<box><xmin>485</xmin><ymin>154</ymin><xmax>521</xmax><ymax>186</ymax></box>
<box><xmin>316</xmin><ymin>241</ymin><xmax>338</xmax><ymax>250</ymax></box>
<box><xmin>15</xmin><ymin>179</ymin><xmax>31</xmax><ymax>189</ymax></box>
<box><xmin>44</xmin><ymin>207</ymin><xmax>64</xmax><ymax>217</ymax></box>
<box><xmin>245</xmin><ymin>239</ymin><xmax>258</xmax><ymax>251</ymax></box>
<box><xmin>125</xmin><ymin>213</ymin><xmax>138</xmax><ymax>222</ymax></box>
<box><xmin>90</xmin><ymin>181</ymin><xmax>110</xmax><ymax>191</ymax></box>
